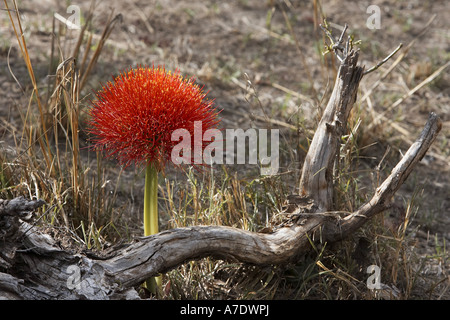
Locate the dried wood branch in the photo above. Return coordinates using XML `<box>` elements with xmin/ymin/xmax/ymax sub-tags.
<box><xmin>327</xmin><ymin>112</ymin><xmax>442</xmax><ymax>241</ymax></box>
<box><xmin>298</xmin><ymin>49</ymin><xmax>364</xmax><ymax>211</ymax></box>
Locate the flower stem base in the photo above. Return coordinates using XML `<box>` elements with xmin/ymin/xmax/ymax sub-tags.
<box><xmin>143</xmin><ymin>162</ymin><xmax>161</xmax><ymax>293</ymax></box>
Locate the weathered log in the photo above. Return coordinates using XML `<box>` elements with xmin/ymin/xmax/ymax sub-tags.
<box><xmin>0</xmin><ymin>197</ymin><xmax>46</xmax><ymax>240</ymax></box>
<box><xmin>0</xmin><ymin>48</ymin><xmax>441</xmax><ymax>299</ymax></box>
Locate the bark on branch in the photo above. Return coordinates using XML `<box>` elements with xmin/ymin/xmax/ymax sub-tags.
<box><xmin>298</xmin><ymin>49</ymin><xmax>364</xmax><ymax>211</ymax></box>
<box><xmin>0</xmin><ymin>48</ymin><xmax>441</xmax><ymax>299</ymax></box>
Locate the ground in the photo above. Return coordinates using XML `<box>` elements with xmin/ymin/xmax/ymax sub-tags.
<box><xmin>0</xmin><ymin>0</ymin><xmax>448</xmax><ymax>299</ymax></box>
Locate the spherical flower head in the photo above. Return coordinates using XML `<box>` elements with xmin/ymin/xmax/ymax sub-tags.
<box><xmin>88</xmin><ymin>65</ymin><xmax>220</xmax><ymax>170</ymax></box>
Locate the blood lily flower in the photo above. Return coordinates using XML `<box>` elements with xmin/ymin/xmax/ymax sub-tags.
<box><xmin>88</xmin><ymin>65</ymin><xmax>220</xmax><ymax>171</ymax></box>
<box><xmin>88</xmin><ymin>65</ymin><xmax>220</xmax><ymax>292</ymax></box>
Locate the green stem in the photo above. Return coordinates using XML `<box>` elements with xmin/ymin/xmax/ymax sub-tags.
<box><xmin>143</xmin><ymin>162</ymin><xmax>161</xmax><ymax>293</ymax></box>
<box><xmin>144</xmin><ymin>162</ymin><xmax>158</xmax><ymax>236</ymax></box>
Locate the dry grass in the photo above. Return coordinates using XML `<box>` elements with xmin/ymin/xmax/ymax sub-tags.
<box><xmin>1</xmin><ymin>0</ymin><xmax>124</xmax><ymax>247</ymax></box>
<box><xmin>1</xmin><ymin>0</ymin><xmax>448</xmax><ymax>299</ymax></box>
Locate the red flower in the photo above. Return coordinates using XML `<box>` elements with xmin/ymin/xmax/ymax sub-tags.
<box><xmin>88</xmin><ymin>65</ymin><xmax>220</xmax><ymax>170</ymax></box>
